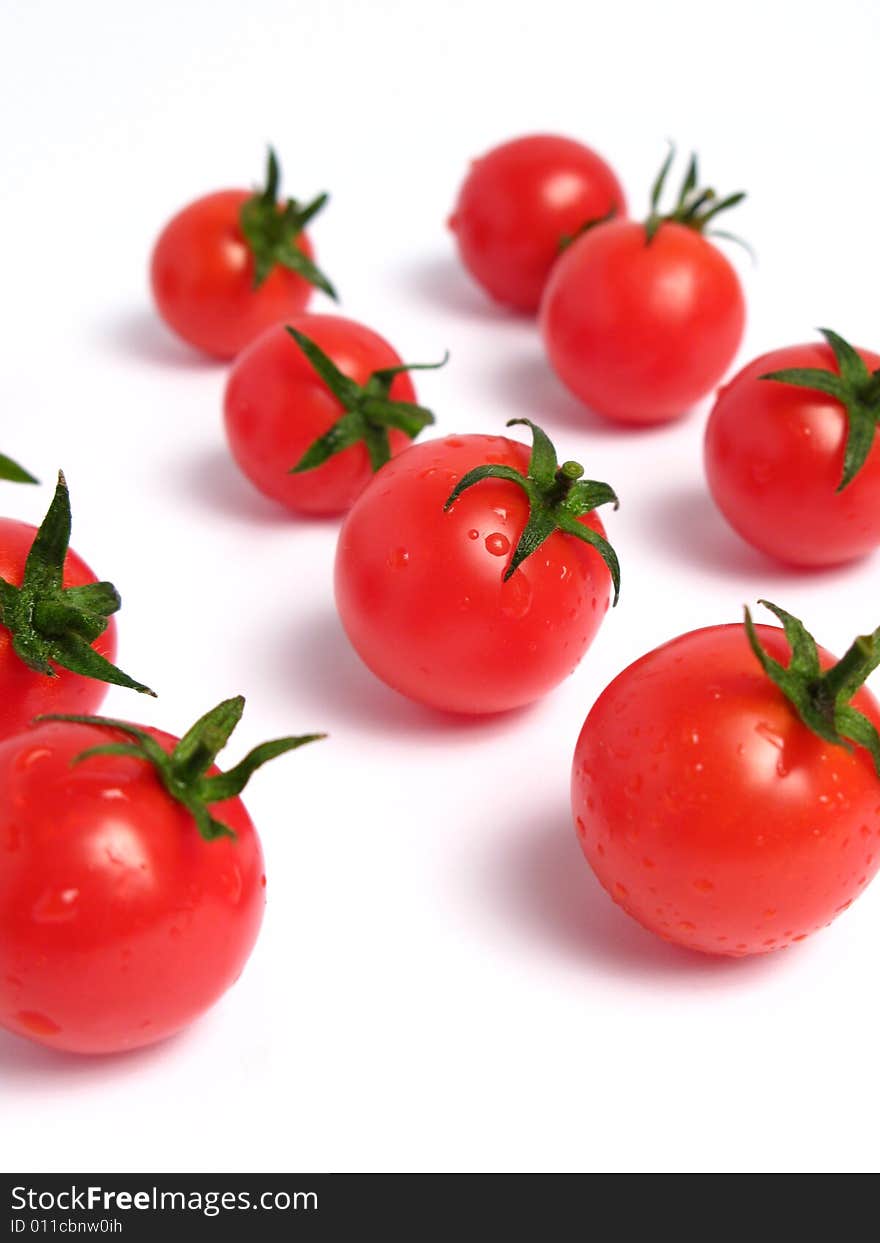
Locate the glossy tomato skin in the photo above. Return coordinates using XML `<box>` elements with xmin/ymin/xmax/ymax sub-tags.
<box><xmin>223</xmin><ymin>315</ymin><xmax>415</xmax><ymax>516</ymax></box>
<box><xmin>540</xmin><ymin>218</ymin><xmax>745</xmax><ymax>425</ymax></box>
<box><xmin>0</xmin><ymin>520</ymin><xmax>117</xmax><ymax>740</ymax></box>
<box><xmin>335</xmin><ymin>434</ymin><xmax>612</xmax><ymax>714</ymax></box>
<box><xmin>0</xmin><ymin>721</ymin><xmax>265</xmax><ymax>1054</ymax></box>
<box><xmin>705</xmin><ymin>342</ymin><xmax>880</xmax><ymax>566</ymax></box>
<box><xmin>150</xmin><ymin>189</ymin><xmax>318</xmax><ymax>359</ymax></box>
<box><xmin>572</xmin><ymin>624</ymin><xmax>880</xmax><ymax>957</ymax></box>
<box><xmin>449</xmin><ymin>135</ymin><xmax>626</xmax><ymax>313</ymax></box>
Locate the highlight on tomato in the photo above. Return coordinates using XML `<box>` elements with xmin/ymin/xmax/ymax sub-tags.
<box><xmin>223</xmin><ymin>315</ymin><xmax>446</xmax><ymax>516</ymax></box>
<box><xmin>572</xmin><ymin>601</ymin><xmax>880</xmax><ymax>957</ymax></box>
<box><xmin>540</xmin><ymin>147</ymin><xmax>747</xmax><ymax>425</ymax></box>
<box><xmin>449</xmin><ymin>133</ymin><xmax>626</xmax><ymax>313</ymax></box>
<box><xmin>0</xmin><ymin>472</ymin><xmax>153</xmax><ymax>740</ymax></box>
<box><xmin>335</xmin><ymin>419</ymin><xmax>620</xmax><ymax>714</ymax></box>
<box><xmin>705</xmin><ymin>328</ymin><xmax>880</xmax><ymax>566</ymax></box>
<box><xmin>150</xmin><ymin>148</ymin><xmax>335</xmax><ymax>359</ymax></box>
<box><xmin>0</xmin><ymin>696</ymin><xmax>324</xmax><ymax>1054</ymax></box>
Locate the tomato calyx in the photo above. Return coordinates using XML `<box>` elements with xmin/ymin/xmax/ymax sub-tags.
<box><xmin>239</xmin><ymin>148</ymin><xmax>337</xmax><ymax>298</ymax></box>
<box><xmin>40</xmin><ymin>696</ymin><xmax>326</xmax><ymax>842</ymax></box>
<box><xmin>443</xmin><ymin>418</ymin><xmax>621</xmax><ymax>602</ymax></box>
<box><xmin>745</xmin><ymin>599</ymin><xmax>880</xmax><ymax>776</ymax></box>
<box><xmin>0</xmin><ymin>454</ymin><xmax>37</xmax><ymax>485</ymax></box>
<box><xmin>0</xmin><ymin>472</ymin><xmax>155</xmax><ymax>695</ymax></box>
<box><xmin>760</xmin><ymin>328</ymin><xmax>880</xmax><ymax>491</ymax></box>
<box><xmin>287</xmin><ymin>327</ymin><xmax>447</xmax><ymax>474</ymax></box>
<box><xmin>558</xmin><ymin>204</ymin><xmax>619</xmax><ymax>252</ymax></box>
<box><xmin>644</xmin><ymin>146</ymin><xmax>747</xmax><ymax>247</ymax></box>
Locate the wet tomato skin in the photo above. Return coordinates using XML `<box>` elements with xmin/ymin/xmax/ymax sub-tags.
<box><xmin>705</xmin><ymin>342</ymin><xmax>880</xmax><ymax>566</ymax></box>
<box><xmin>449</xmin><ymin>134</ymin><xmax>626</xmax><ymax>313</ymax></box>
<box><xmin>0</xmin><ymin>520</ymin><xmax>117</xmax><ymax>741</ymax></box>
<box><xmin>150</xmin><ymin>189</ymin><xmax>318</xmax><ymax>359</ymax></box>
<box><xmin>572</xmin><ymin>624</ymin><xmax>880</xmax><ymax>956</ymax></box>
<box><xmin>223</xmin><ymin>315</ymin><xmax>415</xmax><ymax>516</ymax></box>
<box><xmin>540</xmin><ymin>218</ymin><xmax>745</xmax><ymax>424</ymax></box>
<box><xmin>0</xmin><ymin>721</ymin><xmax>264</xmax><ymax>1054</ymax></box>
<box><xmin>335</xmin><ymin>434</ymin><xmax>612</xmax><ymax>714</ymax></box>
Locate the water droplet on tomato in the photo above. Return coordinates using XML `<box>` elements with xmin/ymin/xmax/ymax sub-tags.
<box><xmin>500</xmin><ymin>571</ymin><xmax>532</xmax><ymax>620</ymax></box>
<box><xmin>32</xmin><ymin>888</ymin><xmax>80</xmax><ymax>923</ymax></box>
<box><xmin>16</xmin><ymin>1010</ymin><xmax>60</xmax><ymax>1037</ymax></box>
<box><xmin>485</xmin><ymin>532</ymin><xmax>509</xmax><ymax>557</ymax></box>
<box><xmin>467</xmin><ymin>529</ymin><xmax>479</xmax><ymax>541</ymax></box>
<box><xmin>388</xmin><ymin>547</ymin><xmax>410</xmax><ymax>569</ymax></box>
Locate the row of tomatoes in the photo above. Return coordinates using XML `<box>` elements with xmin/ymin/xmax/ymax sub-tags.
<box><xmin>1</xmin><ymin>136</ymin><xmax>878</xmax><ymax>1057</ymax></box>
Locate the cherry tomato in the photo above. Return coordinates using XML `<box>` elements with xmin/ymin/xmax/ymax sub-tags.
<box><xmin>449</xmin><ymin>134</ymin><xmax>626</xmax><ymax>313</ymax></box>
<box><xmin>572</xmin><ymin>607</ymin><xmax>880</xmax><ymax>957</ymax></box>
<box><xmin>335</xmin><ymin>423</ymin><xmax>620</xmax><ymax>714</ymax></box>
<box><xmin>0</xmin><ymin>474</ymin><xmax>151</xmax><ymax>741</ymax></box>
<box><xmin>540</xmin><ymin>150</ymin><xmax>746</xmax><ymax>425</ymax></box>
<box><xmin>224</xmin><ymin>315</ymin><xmax>439</xmax><ymax>516</ymax></box>
<box><xmin>0</xmin><ymin>699</ymin><xmax>321</xmax><ymax>1053</ymax></box>
<box><xmin>705</xmin><ymin>330</ymin><xmax>880</xmax><ymax>566</ymax></box>
<box><xmin>150</xmin><ymin>150</ymin><xmax>334</xmax><ymax>360</ymax></box>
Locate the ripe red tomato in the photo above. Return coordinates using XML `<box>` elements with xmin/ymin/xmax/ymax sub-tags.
<box><xmin>335</xmin><ymin>423</ymin><xmax>620</xmax><ymax>713</ymax></box>
<box><xmin>0</xmin><ymin>474</ymin><xmax>152</xmax><ymax>741</ymax></box>
<box><xmin>705</xmin><ymin>329</ymin><xmax>880</xmax><ymax>565</ymax></box>
<box><xmin>449</xmin><ymin>134</ymin><xmax>626</xmax><ymax>312</ymax></box>
<box><xmin>540</xmin><ymin>150</ymin><xmax>746</xmax><ymax>425</ymax></box>
<box><xmin>572</xmin><ymin>605</ymin><xmax>880</xmax><ymax>957</ymax></box>
<box><xmin>150</xmin><ymin>150</ymin><xmax>334</xmax><ymax>359</ymax></box>
<box><xmin>0</xmin><ymin>699</ymin><xmax>321</xmax><ymax>1053</ymax></box>
<box><xmin>224</xmin><ymin>315</ymin><xmax>440</xmax><ymax>516</ymax></box>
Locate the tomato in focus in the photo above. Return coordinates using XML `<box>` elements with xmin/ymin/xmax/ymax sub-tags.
<box><xmin>335</xmin><ymin>432</ymin><xmax>616</xmax><ymax>714</ymax></box>
<box><xmin>0</xmin><ymin>720</ymin><xmax>265</xmax><ymax>1054</ymax></box>
<box><xmin>572</xmin><ymin>623</ymin><xmax>880</xmax><ymax>956</ymax></box>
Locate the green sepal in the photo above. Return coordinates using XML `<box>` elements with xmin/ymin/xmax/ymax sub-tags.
<box><xmin>760</xmin><ymin>328</ymin><xmax>880</xmax><ymax>491</ymax></box>
<box><xmin>558</xmin><ymin>204</ymin><xmax>618</xmax><ymax>252</ymax></box>
<box><xmin>39</xmin><ymin>696</ymin><xmax>326</xmax><ymax>842</ymax></box>
<box><xmin>239</xmin><ymin>148</ymin><xmax>336</xmax><ymax>298</ymax></box>
<box><xmin>0</xmin><ymin>472</ymin><xmax>154</xmax><ymax>695</ymax></box>
<box><xmin>443</xmin><ymin>418</ymin><xmax>621</xmax><ymax>603</ymax></box>
<box><xmin>287</xmin><ymin>327</ymin><xmax>446</xmax><ymax>475</ymax></box>
<box><xmin>644</xmin><ymin>145</ymin><xmax>747</xmax><ymax>248</ymax></box>
<box><xmin>745</xmin><ymin>599</ymin><xmax>880</xmax><ymax>776</ymax></box>
<box><xmin>0</xmin><ymin>454</ymin><xmax>37</xmax><ymax>484</ymax></box>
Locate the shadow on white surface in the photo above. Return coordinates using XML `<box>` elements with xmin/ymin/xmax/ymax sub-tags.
<box><xmin>100</xmin><ymin>308</ymin><xmax>220</xmax><ymax>371</ymax></box>
<box><xmin>395</xmin><ymin>254</ymin><xmax>520</xmax><ymax>323</ymax></box>
<box><xmin>171</xmin><ymin>445</ymin><xmax>300</xmax><ymax>527</ymax></box>
<box><xmin>483</xmin><ymin>349</ymin><xmax>668</xmax><ymax>441</ymax></box>
<box><xmin>638</xmin><ymin>485</ymin><xmax>858</xmax><ymax>584</ymax></box>
<box><xmin>490</xmin><ymin>804</ymin><xmax>791</xmax><ymax>983</ymax></box>
<box><xmin>0</xmin><ymin>1022</ymin><xmax>194</xmax><ymax>1087</ymax></box>
<box><xmin>286</xmin><ymin>607</ymin><xmax>537</xmax><ymax>741</ymax></box>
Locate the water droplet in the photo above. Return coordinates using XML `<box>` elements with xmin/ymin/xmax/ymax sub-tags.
<box><xmin>387</xmin><ymin>547</ymin><xmax>410</xmax><ymax>569</ymax></box>
<box><xmin>32</xmin><ymin>888</ymin><xmax>80</xmax><ymax>923</ymax></box>
<box><xmin>484</xmin><ymin>532</ymin><xmax>510</xmax><ymax>557</ymax></box>
<box><xmin>467</xmin><ymin>529</ymin><xmax>479</xmax><ymax>541</ymax></box>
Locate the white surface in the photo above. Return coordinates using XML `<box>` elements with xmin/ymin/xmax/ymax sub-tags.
<box><xmin>1</xmin><ymin>0</ymin><xmax>879</xmax><ymax>1175</ymax></box>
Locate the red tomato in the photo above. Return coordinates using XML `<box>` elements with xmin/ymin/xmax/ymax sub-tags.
<box><xmin>0</xmin><ymin>720</ymin><xmax>263</xmax><ymax>1054</ymax></box>
<box><xmin>572</xmin><ymin>620</ymin><xmax>880</xmax><ymax>957</ymax></box>
<box><xmin>0</xmin><ymin>698</ymin><xmax>321</xmax><ymax>1054</ymax></box>
<box><xmin>449</xmin><ymin>134</ymin><xmax>626</xmax><ymax>312</ymax></box>
<box><xmin>541</xmin><ymin>217</ymin><xmax>745</xmax><ymax>424</ymax></box>
<box><xmin>223</xmin><ymin>315</ymin><xmax>419</xmax><ymax>516</ymax></box>
<box><xmin>335</xmin><ymin>430</ymin><xmax>618</xmax><ymax>713</ymax></box>
<box><xmin>0</xmin><ymin>519</ymin><xmax>117</xmax><ymax>738</ymax></box>
<box><xmin>150</xmin><ymin>151</ymin><xmax>333</xmax><ymax>359</ymax></box>
<box><xmin>705</xmin><ymin>335</ymin><xmax>880</xmax><ymax>565</ymax></box>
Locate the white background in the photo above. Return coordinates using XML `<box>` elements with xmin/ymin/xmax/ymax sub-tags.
<box><xmin>1</xmin><ymin>0</ymin><xmax>879</xmax><ymax>1175</ymax></box>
